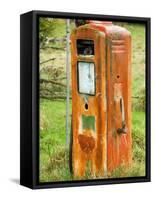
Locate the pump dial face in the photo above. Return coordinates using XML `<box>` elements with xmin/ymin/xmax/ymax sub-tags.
<box><xmin>78</xmin><ymin>62</ymin><xmax>95</xmax><ymax>95</ymax></box>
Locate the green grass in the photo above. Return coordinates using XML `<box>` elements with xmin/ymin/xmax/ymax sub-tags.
<box><xmin>39</xmin><ymin>21</ymin><xmax>146</xmax><ymax>182</ymax></box>
<box><xmin>40</xmin><ymin>100</ymin><xmax>145</xmax><ymax>181</ymax></box>
<box><xmin>39</xmin><ymin>99</ymin><xmax>72</xmax><ymax>182</ymax></box>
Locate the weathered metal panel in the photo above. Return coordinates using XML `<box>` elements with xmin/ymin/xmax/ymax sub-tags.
<box><xmin>71</xmin><ymin>21</ymin><xmax>132</xmax><ymax>177</ymax></box>
<box><xmin>71</xmin><ymin>26</ymin><xmax>107</xmax><ymax>177</ymax></box>
<box><xmin>106</xmin><ymin>27</ymin><xmax>132</xmax><ymax>172</ymax></box>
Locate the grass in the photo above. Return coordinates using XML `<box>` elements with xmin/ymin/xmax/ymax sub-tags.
<box><xmin>39</xmin><ymin>99</ymin><xmax>72</xmax><ymax>182</ymax></box>
<box><xmin>39</xmin><ymin>20</ymin><xmax>146</xmax><ymax>182</ymax></box>
<box><xmin>40</xmin><ymin>100</ymin><xmax>145</xmax><ymax>182</ymax></box>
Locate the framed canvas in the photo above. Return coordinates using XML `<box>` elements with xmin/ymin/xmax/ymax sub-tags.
<box><xmin>20</xmin><ymin>10</ymin><xmax>151</xmax><ymax>189</ymax></box>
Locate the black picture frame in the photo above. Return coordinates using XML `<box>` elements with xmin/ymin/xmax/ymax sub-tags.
<box><xmin>20</xmin><ymin>10</ymin><xmax>151</xmax><ymax>189</ymax></box>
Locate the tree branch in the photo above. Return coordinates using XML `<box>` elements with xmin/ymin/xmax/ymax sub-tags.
<box><xmin>40</xmin><ymin>46</ymin><xmax>65</xmax><ymax>51</ymax></box>
<box><xmin>40</xmin><ymin>58</ymin><xmax>56</xmax><ymax>65</ymax></box>
<box><xmin>40</xmin><ymin>78</ymin><xmax>66</xmax><ymax>87</ymax></box>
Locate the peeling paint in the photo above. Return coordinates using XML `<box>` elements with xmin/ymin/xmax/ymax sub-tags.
<box><xmin>82</xmin><ymin>115</ymin><xmax>95</xmax><ymax>132</ymax></box>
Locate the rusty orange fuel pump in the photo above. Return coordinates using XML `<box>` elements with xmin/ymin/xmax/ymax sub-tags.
<box><xmin>70</xmin><ymin>20</ymin><xmax>132</xmax><ymax>177</ymax></box>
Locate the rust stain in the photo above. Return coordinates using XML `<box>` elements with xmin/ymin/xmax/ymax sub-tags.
<box><xmin>78</xmin><ymin>134</ymin><xmax>95</xmax><ymax>154</ymax></box>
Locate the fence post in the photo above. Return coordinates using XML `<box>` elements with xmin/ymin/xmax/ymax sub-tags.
<box><xmin>66</xmin><ymin>19</ymin><xmax>70</xmax><ymax>145</ymax></box>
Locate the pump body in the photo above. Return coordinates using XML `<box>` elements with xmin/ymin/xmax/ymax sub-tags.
<box><xmin>71</xmin><ymin>21</ymin><xmax>132</xmax><ymax>177</ymax></box>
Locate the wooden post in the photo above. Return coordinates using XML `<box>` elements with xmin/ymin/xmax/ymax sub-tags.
<box><xmin>66</xmin><ymin>19</ymin><xmax>70</xmax><ymax>145</ymax></box>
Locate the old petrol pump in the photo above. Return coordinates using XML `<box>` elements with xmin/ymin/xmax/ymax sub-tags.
<box><xmin>70</xmin><ymin>20</ymin><xmax>132</xmax><ymax>177</ymax></box>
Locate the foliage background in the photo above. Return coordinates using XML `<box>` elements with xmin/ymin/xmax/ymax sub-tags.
<box><xmin>39</xmin><ymin>18</ymin><xmax>145</xmax><ymax>182</ymax></box>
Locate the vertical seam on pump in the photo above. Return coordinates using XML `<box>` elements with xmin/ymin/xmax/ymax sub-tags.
<box><xmin>104</xmin><ymin>34</ymin><xmax>108</xmax><ymax>177</ymax></box>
